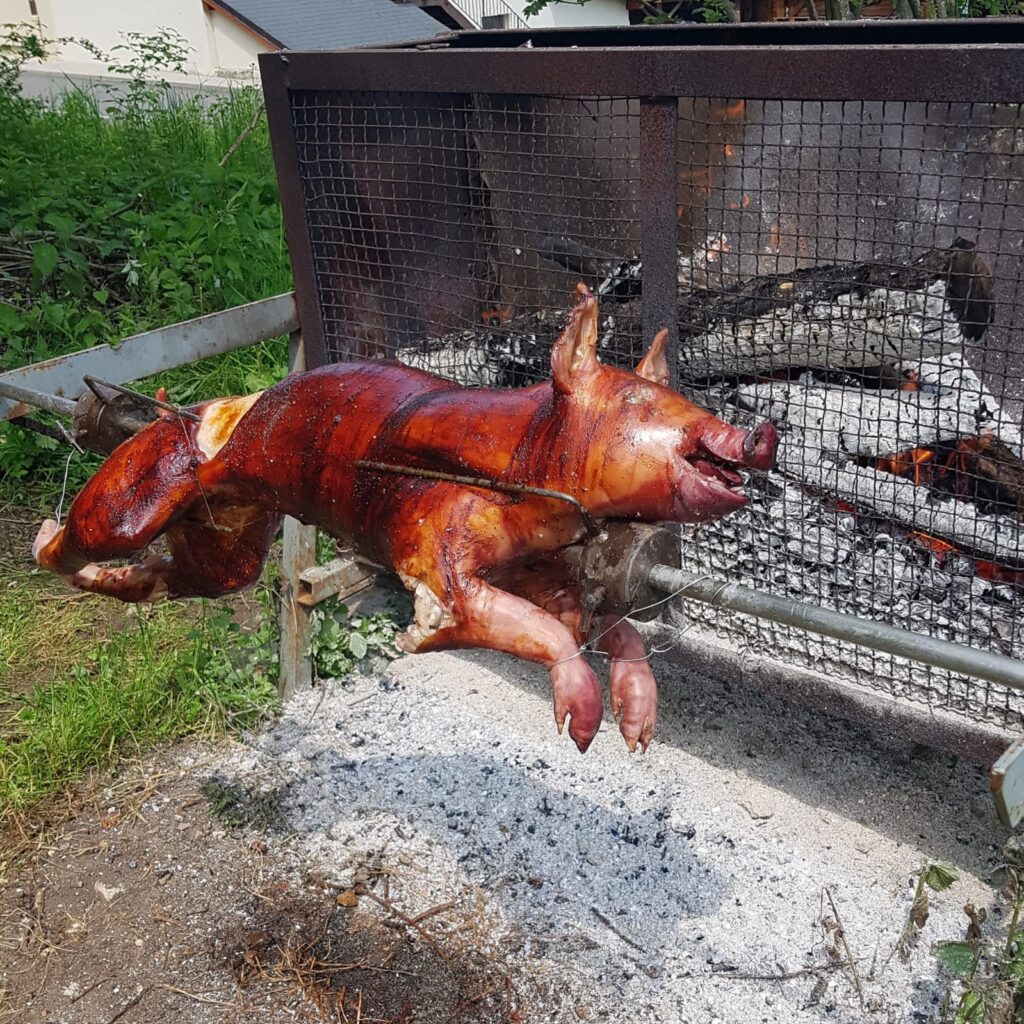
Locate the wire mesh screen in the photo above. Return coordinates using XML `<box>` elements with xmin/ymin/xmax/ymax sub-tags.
<box><xmin>290</xmin><ymin>92</ymin><xmax>644</xmax><ymax>379</ymax></box>
<box><xmin>287</xmin><ymin>89</ymin><xmax>1024</xmax><ymax>731</ymax></box>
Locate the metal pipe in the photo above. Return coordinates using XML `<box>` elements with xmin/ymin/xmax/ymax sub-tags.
<box><xmin>0</xmin><ymin>380</ymin><xmax>76</xmax><ymax>419</ymax></box>
<box><xmin>649</xmin><ymin>563</ymin><xmax>1024</xmax><ymax>693</ymax></box>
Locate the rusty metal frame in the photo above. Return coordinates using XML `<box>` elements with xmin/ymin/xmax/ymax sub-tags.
<box><xmin>255</xmin><ymin>25</ymin><xmax>1024</xmax><ymax>800</ymax></box>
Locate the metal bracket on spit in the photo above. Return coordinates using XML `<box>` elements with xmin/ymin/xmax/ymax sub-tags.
<box><xmin>991</xmin><ymin>738</ymin><xmax>1024</xmax><ymax>829</ymax></box>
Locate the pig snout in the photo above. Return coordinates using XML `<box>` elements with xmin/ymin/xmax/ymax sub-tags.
<box><xmin>699</xmin><ymin>418</ymin><xmax>777</xmax><ymax>470</ymax></box>
<box><xmin>741</xmin><ymin>421</ymin><xmax>777</xmax><ymax>470</ymax></box>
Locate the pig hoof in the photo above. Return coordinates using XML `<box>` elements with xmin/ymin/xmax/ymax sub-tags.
<box><xmin>609</xmin><ymin>665</ymin><xmax>658</xmax><ymax>753</ymax></box>
<box><xmin>550</xmin><ymin>656</ymin><xmax>603</xmax><ymax>753</ymax></box>
<box><xmin>32</xmin><ymin>519</ymin><xmax>59</xmax><ymax>565</ymax></box>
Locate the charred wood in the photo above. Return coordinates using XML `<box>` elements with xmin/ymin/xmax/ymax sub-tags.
<box><xmin>734</xmin><ymin>379</ymin><xmax>982</xmax><ymax>459</ymax></box>
<box><xmin>407</xmin><ymin>241</ymin><xmax>992</xmax><ymax>386</ymax></box>
<box><xmin>782</xmin><ymin>445</ymin><xmax>1024</xmax><ymax>568</ymax></box>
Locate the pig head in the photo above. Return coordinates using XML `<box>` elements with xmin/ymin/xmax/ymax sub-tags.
<box><xmin>538</xmin><ymin>283</ymin><xmax>776</xmax><ymax>526</ymax></box>
<box><xmin>33</xmin><ymin>283</ymin><xmax>775</xmax><ymax>755</ymax></box>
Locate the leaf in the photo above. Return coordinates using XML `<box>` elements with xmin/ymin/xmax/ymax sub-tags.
<box><xmin>910</xmin><ymin>889</ymin><xmax>930</xmax><ymax>929</ymax></box>
<box><xmin>43</xmin><ymin>211</ymin><xmax>76</xmax><ymax>241</ymax></box>
<box><xmin>31</xmin><ymin>241</ymin><xmax>59</xmax><ymax>278</ymax></box>
<box><xmin>923</xmin><ymin>862</ymin><xmax>960</xmax><ymax>893</ymax></box>
<box><xmin>348</xmin><ymin>633</ymin><xmax>368</xmax><ymax>661</ymax></box>
<box><xmin>0</xmin><ymin>302</ymin><xmax>22</xmax><ymax>331</ymax></box>
<box><xmin>932</xmin><ymin>940</ymin><xmax>976</xmax><ymax>979</ymax></box>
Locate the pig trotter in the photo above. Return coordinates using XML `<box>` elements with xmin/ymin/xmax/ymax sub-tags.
<box><xmin>550</xmin><ymin>656</ymin><xmax>604</xmax><ymax>753</ymax></box>
<box><xmin>598</xmin><ymin>615</ymin><xmax>657</xmax><ymax>753</ymax></box>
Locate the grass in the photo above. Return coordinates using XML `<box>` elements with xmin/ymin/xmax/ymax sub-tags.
<box><xmin>0</xmin><ymin>39</ymin><xmax>291</xmax><ymax>507</ymax></box>
<box><xmin>0</xmin><ymin>29</ymin><xmax>290</xmax><ymax>822</ymax></box>
<box><xmin>0</xmin><ymin>555</ymin><xmax>279</xmax><ymax>816</ymax></box>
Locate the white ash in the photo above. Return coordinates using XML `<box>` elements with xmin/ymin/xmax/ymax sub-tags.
<box><xmin>736</xmin><ymin>376</ymin><xmax>982</xmax><ymax>459</ymax></box>
<box><xmin>211</xmin><ymin>649</ymin><xmax>1001</xmax><ymax>1023</ymax></box>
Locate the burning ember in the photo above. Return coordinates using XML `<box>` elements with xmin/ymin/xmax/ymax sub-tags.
<box><xmin>872</xmin><ymin>436</ymin><xmax>1024</xmax><ymax>584</ymax></box>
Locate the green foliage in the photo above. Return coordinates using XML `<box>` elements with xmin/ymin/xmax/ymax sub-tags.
<box><xmin>308</xmin><ymin>597</ymin><xmax>402</xmax><ymax>680</ymax></box>
<box><xmin>896</xmin><ymin>860</ymin><xmax>962</xmax><ymax>963</ymax></box>
<box><xmin>0</xmin><ymin>21</ymin><xmax>49</xmax><ymax>99</ymax></box>
<box><xmin>929</xmin><ymin>841</ymin><xmax>1024</xmax><ymax>1024</ymax></box>
<box><xmin>923</xmin><ymin>861</ymin><xmax>962</xmax><ymax>894</ymax></box>
<box><xmin>0</xmin><ymin>26</ymin><xmax>290</xmax><ymax>508</ymax></box>
<box><xmin>0</xmin><ymin>594</ymin><xmax>279</xmax><ymax>816</ymax></box>
<box><xmin>934</xmin><ymin>940</ymin><xmax>977</xmax><ymax>979</ymax></box>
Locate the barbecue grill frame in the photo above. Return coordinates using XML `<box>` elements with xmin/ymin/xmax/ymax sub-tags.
<box><xmin>259</xmin><ymin>21</ymin><xmax>1024</xmax><ymax>373</ymax></box>
<box><xmin>258</xmin><ymin>23</ymin><xmax>1024</xmax><ymax>768</ymax></box>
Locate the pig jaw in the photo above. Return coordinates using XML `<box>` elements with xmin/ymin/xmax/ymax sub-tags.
<box><xmin>671</xmin><ymin>418</ymin><xmax>778</xmax><ymax>523</ymax></box>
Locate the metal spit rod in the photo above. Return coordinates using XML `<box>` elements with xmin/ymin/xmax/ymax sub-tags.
<box><xmin>0</xmin><ymin>380</ymin><xmax>76</xmax><ymax>419</ymax></box>
<box><xmin>649</xmin><ymin>563</ymin><xmax>1024</xmax><ymax>693</ymax></box>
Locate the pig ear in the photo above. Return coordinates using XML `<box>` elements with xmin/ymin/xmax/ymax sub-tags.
<box><xmin>551</xmin><ymin>283</ymin><xmax>600</xmax><ymax>394</ymax></box>
<box><xmin>635</xmin><ymin>328</ymin><xmax>670</xmax><ymax>386</ymax></box>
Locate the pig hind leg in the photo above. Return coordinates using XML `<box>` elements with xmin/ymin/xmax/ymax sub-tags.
<box><xmin>596</xmin><ymin>616</ymin><xmax>657</xmax><ymax>753</ymax></box>
<box><xmin>35</xmin><ymin>501</ymin><xmax>280</xmax><ymax>603</ymax></box>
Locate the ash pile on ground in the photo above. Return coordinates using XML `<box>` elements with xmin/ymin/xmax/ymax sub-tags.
<box><xmin>208</xmin><ymin>645</ymin><xmax>1005</xmax><ymax>1023</ymax></box>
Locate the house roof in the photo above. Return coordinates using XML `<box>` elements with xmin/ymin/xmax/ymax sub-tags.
<box><xmin>207</xmin><ymin>0</ymin><xmax>444</xmax><ymax>50</ymax></box>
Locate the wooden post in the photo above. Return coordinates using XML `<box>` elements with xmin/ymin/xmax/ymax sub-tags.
<box><xmin>278</xmin><ymin>331</ymin><xmax>317</xmax><ymax>699</ymax></box>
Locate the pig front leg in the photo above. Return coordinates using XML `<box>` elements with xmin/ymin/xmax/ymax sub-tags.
<box><xmin>597</xmin><ymin>616</ymin><xmax>657</xmax><ymax>753</ymax></box>
<box><xmin>399</xmin><ymin>575</ymin><xmax>604</xmax><ymax>753</ymax></box>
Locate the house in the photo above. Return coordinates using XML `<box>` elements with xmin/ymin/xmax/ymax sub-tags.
<box><xmin>0</xmin><ymin>0</ymin><xmax>629</xmax><ymax>94</ymax></box>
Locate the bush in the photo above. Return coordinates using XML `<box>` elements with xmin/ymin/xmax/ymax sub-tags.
<box><xmin>0</xmin><ymin>26</ymin><xmax>291</xmax><ymax>506</ymax></box>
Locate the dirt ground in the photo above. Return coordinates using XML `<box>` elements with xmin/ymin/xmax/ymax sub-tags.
<box><xmin>0</xmin><ymin>761</ymin><xmax>529</xmax><ymax>1024</ymax></box>
<box><xmin>1</xmin><ymin>635</ymin><xmax>1013</xmax><ymax>1024</ymax></box>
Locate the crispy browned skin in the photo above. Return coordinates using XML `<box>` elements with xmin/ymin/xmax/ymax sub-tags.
<box><xmin>34</xmin><ymin>285</ymin><xmax>776</xmax><ymax>753</ymax></box>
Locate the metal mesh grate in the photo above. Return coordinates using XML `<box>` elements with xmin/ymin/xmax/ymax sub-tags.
<box><xmin>287</xmin><ymin>88</ymin><xmax>1024</xmax><ymax>731</ymax></box>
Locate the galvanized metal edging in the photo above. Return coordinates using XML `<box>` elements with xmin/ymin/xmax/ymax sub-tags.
<box><xmin>649</xmin><ymin>564</ymin><xmax>1024</xmax><ymax>696</ymax></box>
<box><xmin>0</xmin><ymin>293</ymin><xmax>299</xmax><ymax>421</ymax></box>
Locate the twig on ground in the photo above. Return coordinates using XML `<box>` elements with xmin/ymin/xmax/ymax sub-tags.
<box><xmin>825</xmin><ymin>887</ymin><xmax>865</xmax><ymax>1008</ymax></box>
<box><xmin>357</xmin><ymin>887</ymin><xmax>451</xmax><ymax>964</ymax></box>
<box><xmin>408</xmin><ymin>900</ymin><xmax>456</xmax><ymax>925</ymax></box>
<box><xmin>713</xmin><ymin>962</ymin><xmax>845</xmax><ymax>982</ymax></box>
<box><xmin>70</xmin><ymin>977</ymin><xmax>109</xmax><ymax>1003</ymax></box>
<box><xmin>590</xmin><ymin>907</ymin><xmax>645</xmax><ymax>952</ymax></box>
<box><xmin>104</xmin><ymin>985</ymin><xmax>149</xmax><ymax>1023</ymax></box>
<box><xmin>158</xmin><ymin>984</ymin><xmax>236</xmax><ymax>1008</ymax></box>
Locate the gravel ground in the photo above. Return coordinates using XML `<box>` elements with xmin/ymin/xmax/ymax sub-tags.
<box><xmin>210</xmin><ymin>641</ymin><xmax>1006</xmax><ymax>1024</ymax></box>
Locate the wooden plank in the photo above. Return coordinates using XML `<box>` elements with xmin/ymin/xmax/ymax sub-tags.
<box><xmin>0</xmin><ymin>292</ymin><xmax>299</xmax><ymax>420</ymax></box>
<box><xmin>297</xmin><ymin>556</ymin><xmax>377</xmax><ymax>607</ymax></box>
<box><xmin>278</xmin><ymin>330</ymin><xmax>317</xmax><ymax>700</ymax></box>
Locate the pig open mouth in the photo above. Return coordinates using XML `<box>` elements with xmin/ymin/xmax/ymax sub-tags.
<box><xmin>675</xmin><ymin>421</ymin><xmax>777</xmax><ymax>523</ymax></box>
<box><xmin>676</xmin><ymin>458</ymin><xmax>750</xmax><ymax>522</ymax></box>
<box><xmin>692</xmin><ymin>457</ymin><xmax>745</xmax><ymax>490</ymax></box>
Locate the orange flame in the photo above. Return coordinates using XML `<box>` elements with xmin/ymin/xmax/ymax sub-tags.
<box><xmin>909</xmin><ymin>531</ymin><xmax>956</xmax><ymax>558</ymax></box>
<box><xmin>876</xmin><ymin>448</ymin><xmax>933</xmax><ymax>487</ymax></box>
<box><xmin>480</xmin><ymin>307</ymin><xmax>512</xmax><ymax>325</ymax></box>
<box><xmin>712</xmin><ymin>99</ymin><xmax>747</xmax><ymax>122</ymax></box>
<box><xmin>723</xmin><ymin>143</ymin><xmax>735</xmax><ymax>159</ymax></box>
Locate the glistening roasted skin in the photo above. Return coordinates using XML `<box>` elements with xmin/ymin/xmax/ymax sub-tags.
<box><xmin>33</xmin><ymin>284</ymin><xmax>776</xmax><ymax>753</ymax></box>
